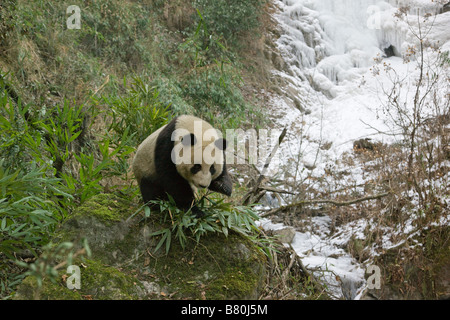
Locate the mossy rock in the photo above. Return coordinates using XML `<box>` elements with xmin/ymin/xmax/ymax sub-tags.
<box><xmin>14</xmin><ymin>259</ymin><xmax>144</xmax><ymax>300</ymax></box>
<box><xmin>146</xmin><ymin>232</ymin><xmax>266</xmax><ymax>300</ymax></box>
<box><xmin>13</xmin><ymin>193</ymin><xmax>266</xmax><ymax>300</ymax></box>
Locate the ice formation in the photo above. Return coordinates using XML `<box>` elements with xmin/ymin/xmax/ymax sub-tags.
<box><xmin>264</xmin><ymin>0</ymin><xmax>450</xmax><ymax>299</ymax></box>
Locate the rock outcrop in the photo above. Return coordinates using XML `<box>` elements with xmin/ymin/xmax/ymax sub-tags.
<box><xmin>14</xmin><ymin>193</ymin><xmax>267</xmax><ymax>300</ymax></box>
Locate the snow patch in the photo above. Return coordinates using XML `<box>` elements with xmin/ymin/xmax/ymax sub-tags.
<box><xmin>263</xmin><ymin>0</ymin><xmax>450</xmax><ymax>299</ymax></box>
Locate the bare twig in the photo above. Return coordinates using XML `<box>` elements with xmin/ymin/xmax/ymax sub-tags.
<box><xmin>261</xmin><ymin>192</ymin><xmax>390</xmax><ymax>217</ymax></box>
<box><xmin>281</xmin><ymin>249</ymin><xmax>296</xmax><ymax>286</ymax></box>
<box><xmin>53</xmin><ymin>248</ymin><xmax>86</xmax><ymax>271</ymax></box>
<box><xmin>83</xmin><ymin>74</ymin><xmax>110</xmax><ymax>106</ymax></box>
<box><xmin>258</xmin><ymin>185</ymin><xmax>295</xmax><ymax>195</ymax></box>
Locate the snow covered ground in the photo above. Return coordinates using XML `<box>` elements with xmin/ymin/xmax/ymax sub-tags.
<box><xmin>258</xmin><ymin>0</ymin><xmax>450</xmax><ymax>299</ymax></box>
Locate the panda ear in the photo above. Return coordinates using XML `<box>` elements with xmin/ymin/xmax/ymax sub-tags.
<box><xmin>181</xmin><ymin>133</ymin><xmax>197</xmax><ymax>146</ymax></box>
<box><xmin>215</xmin><ymin>138</ymin><xmax>227</xmax><ymax>151</ymax></box>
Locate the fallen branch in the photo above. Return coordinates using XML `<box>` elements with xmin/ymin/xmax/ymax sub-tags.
<box><xmin>259</xmin><ymin>185</ymin><xmax>295</xmax><ymax>195</ymax></box>
<box><xmin>261</xmin><ymin>192</ymin><xmax>391</xmax><ymax>217</ymax></box>
<box><xmin>242</xmin><ymin>127</ymin><xmax>288</xmax><ymax>205</ymax></box>
<box><xmin>288</xmin><ymin>244</ymin><xmax>330</xmax><ymax>296</ymax></box>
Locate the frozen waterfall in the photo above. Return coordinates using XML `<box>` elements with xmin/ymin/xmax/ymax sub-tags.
<box><xmin>276</xmin><ymin>0</ymin><xmax>446</xmax><ymax>88</ymax></box>
<box><xmin>266</xmin><ymin>0</ymin><xmax>449</xmax><ymax>300</ymax></box>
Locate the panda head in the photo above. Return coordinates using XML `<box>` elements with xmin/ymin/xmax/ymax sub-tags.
<box><xmin>171</xmin><ymin>118</ymin><xmax>226</xmax><ymax>192</ymax></box>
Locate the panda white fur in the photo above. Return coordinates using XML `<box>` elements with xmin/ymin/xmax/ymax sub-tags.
<box><xmin>132</xmin><ymin>115</ymin><xmax>232</xmax><ymax>217</ymax></box>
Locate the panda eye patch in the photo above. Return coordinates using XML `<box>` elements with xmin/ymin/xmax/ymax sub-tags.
<box><xmin>210</xmin><ymin>165</ymin><xmax>216</xmax><ymax>175</ymax></box>
<box><xmin>191</xmin><ymin>164</ymin><xmax>202</xmax><ymax>174</ymax></box>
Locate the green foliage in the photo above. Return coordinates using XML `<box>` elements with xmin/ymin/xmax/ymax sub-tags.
<box><xmin>39</xmin><ymin>101</ymin><xmax>85</xmax><ymax>175</ymax></box>
<box><xmin>179</xmin><ymin>9</ymin><xmax>233</xmax><ymax>68</ymax></box>
<box><xmin>0</xmin><ymin>80</ymin><xmax>130</xmax><ymax>262</ymax></box>
<box><xmin>1</xmin><ymin>0</ymin><xmax>268</xmax><ymax>298</ymax></box>
<box><xmin>0</xmin><ymin>91</ymin><xmax>72</xmax><ymax>261</ymax></box>
<box><xmin>0</xmin><ymin>96</ymin><xmax>31</xmax><ymax>169</ymax></box>
<box><xmin>0</xmin><ymin>0</ymin><xmax>16</xmax><ymax>46</ymax></box>
<box><xmin>150</xmin><ymin>77</ymin><xmax>195</xmax><ymax>115</ymax></box>
<box><xmin>76</xmin><ymin>0</ymin><xmax>153</xmax><ymax>67</ymax></box>
<box><xmin>193</xmin><ymin>0</ymin><xmax>265</xmax><ymax>43</ymax></box>
<box><xmin>4</xmin><ymin>0</ymin><xmax>60</xmax><ymax>38</ymax></box>
<box><xmin>0</xmin><ymin>79</ymin><xmax>139</xmax><ymax>206</ymax></box>
<box><xmin>68</xmin><ymin>136</ymin><xmax>134</xmax><ymax>203</ymax></box>
<box><xmin>0</xmin><ymin>161</ymin><xmax>68</xmax><ymax>260</ymax></box>
<box><xmin>95</xmin><ymin>76</ymin><xmax>170</xmax><ymax>146</ymax></box>
<box><xmin>182</xmin><ymin>67</ymin><xmax>246</xmax><ymax>121</ymax></box>
<box><xmin>37</xmin><ymin>102</ymin><xmax>132</xmax><ymax>204</ymax></box>
<box><xmin>139</xmin><ymin>195</ymin><xmax>260</xmax><ymax>255</ymax></box>
<box><xmin>15</xmin><ymin>239</ymin><xmax>91</xmax><ymax>296</ymax></box>
<box><xmin>175</xmin><ymin>10</ymin><xmax>260</xmax><ymax>128</ymax></box>
<box><xmin>0</xmin><ymin>85</ymin><xmax>84</xmax><ymax>176</ymax></box>
<box><xmin>0</xmin><ymin>78</ymin><xmax>139</xmax><ymax>297</ymax></box>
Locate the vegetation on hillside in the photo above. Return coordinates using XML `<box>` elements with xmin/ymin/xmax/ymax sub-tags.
<box><xmin>2</xmin><ymin>0</ymin><xmax>447</xmax><ymax>300</ymax></box>
<box><xmin>0</xmin><ymin>0</ymin><xmax>271</xmax><ymax>298</ymax></box>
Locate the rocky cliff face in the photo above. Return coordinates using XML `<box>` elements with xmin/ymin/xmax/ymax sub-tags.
<box><xmin>14</xmin><ymin>194</ymin><xmax>267</xmax><ymax>300</ymax></box>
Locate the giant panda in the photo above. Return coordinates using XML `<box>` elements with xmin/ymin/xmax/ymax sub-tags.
<box><xmin>132</xmin><ymin>115</ymin><xmax>232</xmax><ymax>217</ymax></box>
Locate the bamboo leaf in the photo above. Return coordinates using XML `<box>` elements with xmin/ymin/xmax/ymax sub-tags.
<box><xmin>154</xmin><ymin>230</ymin><xmax>168</xmax><ymax>253</ymax></box>
<box><xmin>165</xmin><ymin>229</ymin><xmax>171</xmax><ymax>255</ymax></box>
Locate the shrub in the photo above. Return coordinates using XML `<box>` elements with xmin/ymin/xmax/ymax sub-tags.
<box><xmin>182</xmin><ymin>67</ymin><xmax>245</xmax><ymax>120</ymax></box>
<box><xmin>0</xmin><ymin>161</ymin><xmax>69</xmax><ymax>260</ymax></box>
<box><xmin>176</xmin><ymin>11</ymin><xmax>262</xmax><ymax>128</ymax></box>
<box><xmin>193</xmin><ymin>0</ymin><xmax>265</xmax><ymax>43</ymax></box>
<box><xmin>77</xmin><ymin>0</ymin><xmax>153</xmax><ymax>67</ymax></box>
<box><xmin>94</xmin><ymin>76</ymin><xmax>171</xmax><ymax>146</ymax></box>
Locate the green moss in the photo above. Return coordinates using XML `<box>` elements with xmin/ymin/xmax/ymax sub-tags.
<box><xmin>14</xmin><ymin>259</ymin><xmax>144</xmax><ymax>300</ymax></box>
<box><xmin>206</xmin><ymin>265</ymin><xmax>260</xmax><ymax>299</ymax></box>
<box><xmin>77</xmin><ymin>259</ymin><xmax>143</xmax><ymax>300</ymax></box>
<box><xmin>14</xmin><ymin>193</ymin><xmax>267</xmax><ymax>300</ymax></box>
<box><xmin>73</xmin><ymin>193</ymin><xmax>130</xmax><ymax>224</ymax></box>
<box><xmin>145</xmin><ymin>232</ymin><xmax>266</xmax><ymax>300</ymax></box>
<box><xmin>14</xmin><ymin>275</ymin><xmax>83</xmax><ymax>300</ymax></box>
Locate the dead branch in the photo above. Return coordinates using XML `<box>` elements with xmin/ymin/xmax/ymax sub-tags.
<box><xmin>258</xmin><ymin>185</ymin><xmax>295</xmax><ymax>195</ymax></box>
<box><xmin>261</xmin><ymin>191</ymin><xmax>390</xmax><ymax>217</ymax></box>
<box><xmin>242</xmin><ymin>127</ymin><xmax>288</xmax><ymax>205</ymax></box>
<box><xmin>287</xmin><ymin>244</ymin><xmax>329</xmax><ymax>295</ymax></box>
<box><xmin>281</xmin><ymin>249</ymin><xmax>297</xmax><ymax>287</ymax></box>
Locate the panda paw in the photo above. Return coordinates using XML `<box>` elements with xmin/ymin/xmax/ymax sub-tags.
<box><xmin>209</xmin><ymin>176</ymin><xmax>232</xmax><ymax>197</ymax></box>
